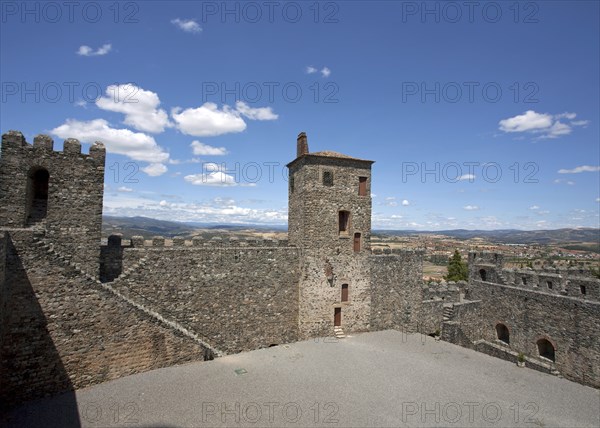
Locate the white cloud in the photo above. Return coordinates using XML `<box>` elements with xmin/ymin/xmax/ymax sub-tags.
<box><xmin>168</xmin><ymin>158</ymin><xmax>202</xmax><ymax>165</ymax></box>
<box><xmin>184</xmin><ymin>171</ymin><xmax>237</xmax><ymax>187</ymax></box>
<box><xmin>402</xmin><ymin>199</ymin><xmax>410</xmax><ymax>206</ymax></box>
<box><xmin>51</xmin><ymin>118</ymin><xmax>169</xmax><ymax>163</ymax></box>
<box><xmin>142</xmin><ymin>163</ymin><xmax>168</xmax><ymax>176</ymax></box>
<box><xmin>463</xmin><ymin>205</ymin><xmax>480</xmax><ymax>211</ymax></box>
<box><xmin>529</xmin><ymin>205</ymin><xmax>539</xmax><ymax>210</ymax></box>
<box><xmin>558</xmin><ymin>165</ymin><xmax>600</xmax><ymax>174</ymax></box>
<box><xmin>235</xmin><ymin>101</ymin><xmax>278</xmax><ymax>121</ymax></box>
<box><xmin>306</xmin><ymin>65</ymin><xmax>331</xmax><ymax>77</ymax></box>
<box><xmin>117</xmin><ymin>186</ymin><xmax>133</xmax><ymax>192</ymax></box>
<box><xmin>103</xmin><ymin>194</ymin><xmax>287</xmax><ymax>225</ymax></box>
<box><xmin>171</xmin><ymin>18</ymin><xmax>202</xmax><ymax>33</ymax></box>
<box><xmin>77</xmin><ymin>44</ymin><xmax>112</xmax><ymax>56</ymax></box>
<box><xmin>171</xmin><ymin>102</ymin><xmax>277</xmax><ymax>136</ymax></box>
<box><xmin>553</xmin><ymin>179</ymin><xmax>576</xmax><ymax>185</ymax></box>
<box><xmin>191</xmin><ymin>141</ymin><xmax>228</xmax><ymax>156</ymax></box>
<box><xmin>96</xmin><ymin>84</ymin><xmax>171</xmax><ymax>133</ymax></box>
<box><xmin>555</xmin><ymin>112</ymin><xmax>577</xmax><ymax>120</ymax></box>
<box><xmin>571</xmin><ymin>120</ymin><xmax>589</xmax><ymax>127</ymax></box>
<box><xmin>499</xmin><ymin>110</ymin><xmax>553</xmax><ymax>133</ymax></box>
<box><xmin>540</xmin><ymin>121</ymin><xmax>571</xmax><ymax>139</ymax></box>
<box><xmin>458</xmin><ymin>174</ymin><xmax>476</xmax><ymax>181</ymax></box>
<box><xmin>596</xmin><ymin>198</ymin><xmax>600</xmax><ymax>203</ymax></box>
<box><xmin>171</xmin><ymin>103</ymin><xmax>246</xmax><ymax>137</ymax></box>
<box><xmin>498</xmin><ymin>110</ymin><xmax>588</xmax><ymax>140</ymax></box>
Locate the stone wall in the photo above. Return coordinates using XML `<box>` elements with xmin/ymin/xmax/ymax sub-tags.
<box><xmin>298</xmin><ymin>253</ymin><xmax>371</xmax><ymax>338</ymax></box>
<box><xmin>0</xmin><ymin>231</ymin><xmax>7</xmax><ymax>364</ymax></box>
<box><xmin>419</xmin><ymin>300</ymin><xmax>444</xmax><ymax>336</ymax></box>
<box><xmin>0</xmin><ymin>230</ymin><xmax>209</xmax><ymax>407</ymax></box>
<box><xmin>0</xmin><ymin>131</ymin><xmax>105</xmax><ymax>275</ymax></box>
<box><xmin>499</xmin><ymin>268</ymin><xmax>599</xmax><ymax>301</ymax></box>
<box><xmin>109</xmin><ymin>240</ymin><xmax>300</xmax><ymax>354</ymax></box>
<box><xmin>370</xmin><ymin>249</ymin><xmax>424</xmax><ymax>333</ymax></box>
<box><xmin>440</xmin><ymin>300</ymin><xmax>483</xmax><ymax>348</ymax></box>
<box><xmin>467</xmin><ymin>280</ymin><xmax>600</xmax><ymax>387</ymax></box>
<box><xmin>288</xmin><ymin>155</ymin><xmax>373</xmax><ymax>254</ymax></box>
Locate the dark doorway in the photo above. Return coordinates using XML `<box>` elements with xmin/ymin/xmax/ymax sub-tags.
<box><xmin>537</xmin><ymin>338</ymin><xmax>555</xmax><ymax>362</ymax></box>
<box><xmin>27</xmin><ymin>167</ymin><xmax>50</xmax><ymax>225</ymax></box>
<box><xmin>495</xmin><ymin>323</ymin><xmax>509</xmax><ymax>344</ymax></box>
<box><xmin>353</xmin><ymin>233</ymin><xmax>361</xmax><ymax>252</ymax></box>
<box><xmin>334</xmin><ymin>308</ymin><xmax>341</xmax><ymax>326</ymax></box>
<box><xmin>341</xmin><ymin>284</ymin><xmax>349</xmax><ymax>302</ymax></box>
<box><xmin>479</xmin><ymin>269</ymin><xmax>487</xmax><ymax>281</ymax></box>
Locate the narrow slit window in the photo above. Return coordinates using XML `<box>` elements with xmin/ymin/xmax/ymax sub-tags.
<box><xmin>341</xmin><ymin>284</ymin><xmax>349</xmax><ymax>302</ymax></box>
<box><xmin>353</xmin><ymin>233</ymin><xmax>361</xmax><ymax>252</ymax></box>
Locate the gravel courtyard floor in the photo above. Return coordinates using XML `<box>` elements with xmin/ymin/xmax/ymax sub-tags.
<box><xmin>4</xmin><ymin>330</ymin><xmax>599</xmax><ymax>427</ymax></box>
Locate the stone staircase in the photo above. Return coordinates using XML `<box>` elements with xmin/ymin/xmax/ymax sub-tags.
<box><xmin>496</xmin><ymin>271</ymin><xmax>509</xmax><ymax>285</ymax></box>
<box><xmin>442</xmin><ymin>304</ymin><xmax>454</xmax><ymax>321</ymax></box>
<box><xmin>334</xmin><ymin>326</ymin><xmax>346</xmax><ymax>339</ymax></box>
<box><xmin>30</xmin><ymin>232</ymin><xmax>224</xmax><ymax>357</ymax></box>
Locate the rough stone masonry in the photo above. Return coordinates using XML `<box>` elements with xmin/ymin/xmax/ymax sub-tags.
<box><xmin>0</xmin><ymin>130</ymin><xmax>598</xmax><ymax>408</ymax></box>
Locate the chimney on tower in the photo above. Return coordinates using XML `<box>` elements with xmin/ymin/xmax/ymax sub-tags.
<box><xmin>297</xmin><ymin>132</ymin><xmax>309</xmax><ymax>157</ymax></box>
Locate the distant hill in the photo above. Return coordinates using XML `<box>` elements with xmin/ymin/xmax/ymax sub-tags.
<box><xmin>373</xmin><ymin>228</ymin><xmax>600</xmax><ymax>245</ymax></box>
<box><xmin>102</xmin><ymin>216</ymin><xmax>286</xmax><ymax>238</ymax></box>
<box><xmin>103</xmin><ymin>215</ymin><xmax>598</xmax><ymax>246</ymax></box>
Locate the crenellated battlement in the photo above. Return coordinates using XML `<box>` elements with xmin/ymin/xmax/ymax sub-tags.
<box><xmin>102</xmin><ymin>234</ymin><xmax>292</xmax><ymax>249</ymax></box>
<box><xmin>1</xmin><ymin>129</ymin><xmax>105</xmax><ymax>274</ymax></box>
<box><xmin>1</xmin><ymin>130</ymin><xmax>105</xmax><ymax>161</ymax></box>
<box><xmin>468</xmin><ymin>250</ymin><xmax>599</xmax><ymax>301</ymax></box>
<box><xmin>371</xmin><ymin>247</ymin><xmax>425</xmax><ymax>256</ymax></box>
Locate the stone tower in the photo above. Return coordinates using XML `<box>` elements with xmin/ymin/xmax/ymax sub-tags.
<box><xmin>0</xmin><ymin>130</ymin><xmax>106</xmax><ymax>275</ymax></box>
<box><xmin>287</xmin><ymin>132</ymin><xmax>374</xmax><ymax>252</ymax></box>
<box><xmin>287</xmin><ymin>132</ymin><xmax>374</xmax><ymax>338</ymax></box>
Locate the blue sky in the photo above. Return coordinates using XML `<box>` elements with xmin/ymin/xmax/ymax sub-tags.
<box><xmin>1</xmin><ymin>0</ymin><xmax>599</xmax><ymax>230</ymax></box>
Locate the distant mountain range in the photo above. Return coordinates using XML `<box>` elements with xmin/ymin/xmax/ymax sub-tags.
<box><xmin>373</xmin><ymin>228</ymin><xmax>600</xmax><ymax>245</ymax></box>
<box><xmin>103</xmin><ymin>216</ymin><xmax>599</xmax><ymax>246</ymax></box>
<box><xmin>102</xmin><ymin>216</ymin><xmax>286</xmax><ymax>239</ymax></box>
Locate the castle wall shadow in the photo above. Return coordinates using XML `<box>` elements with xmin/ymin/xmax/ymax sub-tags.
<box><xmin>0</xmin><ymin>234</ymin><xmax>80</xmax><ymax>427</ymax></box>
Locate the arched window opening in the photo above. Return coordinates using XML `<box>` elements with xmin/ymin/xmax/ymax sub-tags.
<box><xmin>537</xmin><ymin>338</ymin><xmax>555</xmax><ymax>362</ymax></box>
<box><xmin>495</xmin><ymin>323</ymin><xmax>509</xmax><ymax>345</ymax></box>
<box><xmin>26</xmin><ymin>167</ymin><xmax>49</xmax><ymax>225</ymax></box>
<box><xmin>479</xmin><ymin>269</ymin><xmax>487</xmax><ymax>281</ymax></box>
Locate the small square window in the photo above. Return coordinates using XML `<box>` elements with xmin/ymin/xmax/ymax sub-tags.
<box><xmin>323</xmin><ymin>171</ymin><xmax>333</xmax><ymax>186</ymax></box>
